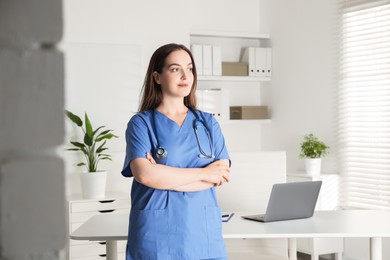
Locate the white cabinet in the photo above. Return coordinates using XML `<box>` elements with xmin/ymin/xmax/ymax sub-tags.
<box><xmin>190</xmin><ymin>30</ymin><xmax>271</xmax><ymax>124</ymax></box>
<box><xmin>287</xmin><ymin>172</ymin><xmax>343</xmax><ymax>260</ymax></box>
<box><xmin>67</xmin><ymin>193</ymin><xmax>130</xmax><ymax>260</ymax></box>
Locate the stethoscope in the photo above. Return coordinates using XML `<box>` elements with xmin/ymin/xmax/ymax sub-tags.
<box><xmin>152</xmin><ymin>108</ymin><xmax>214</xmax><ymax>159</ymax></box>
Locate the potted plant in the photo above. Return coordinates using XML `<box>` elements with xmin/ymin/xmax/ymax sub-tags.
<box><xmin>299</xmin><ymin>133</ymin><xmax>330</xmax><ymax>176</ymax></box>
<box><xmin>65</xmin><ymin>110</ymin><xmax>118</xmax><ymax>199</ymax></box>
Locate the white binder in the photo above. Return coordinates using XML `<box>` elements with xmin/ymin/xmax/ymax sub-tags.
<box><xmin>196</xmin><ymin>88</ymin><xmax>228</xmax><ymax>121</ymax></box>
<box><xmin>241</xmin><ymin>47</ymin><xmax>256</xmax><ymax>76</ymax></box>
<box><xmin>191</xmin><ymin>44</ymin><xmax>203</xmax><ymax>76</ymax></box>
<box><xmin>266</xmin><ymin>47</ymin><xmax>272</xmax><ymax>77</ymax></box>
<box><xmin>202</xmin><ymin>45</ymin><xmax>213</xmax><ymax>76</ymax></box>
<box><xmin>255</xmin><ymin>47</ymin><xmax>267</xmax><ymax>77</ymax></box>
<box><xmin>212</xmin><ymin>45</ymin><xmax>222</xmax><ymax>76</ymax></box>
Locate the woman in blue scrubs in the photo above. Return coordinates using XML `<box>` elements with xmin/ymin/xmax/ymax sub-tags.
<box><xmin>122</xmin><ymin>43</ymin><xmax>231</xmax><ymax>260</ymax></box>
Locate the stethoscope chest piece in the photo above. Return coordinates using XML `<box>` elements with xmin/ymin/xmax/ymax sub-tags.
<box><xmin>156</xmin><ymin>147</ymin><xmax>168</xmax><ymax>159</ymax></box>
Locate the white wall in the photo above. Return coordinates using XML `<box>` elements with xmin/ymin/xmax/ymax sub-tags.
<box><xmin>189</xmin><ymin>0</ymin><xmax>261</xmax><ymax>33</ymax></box>
<box><xmin>261</xmin><ymin>0</ymin><xmax>339</xmax><ymax>174</ymax></box>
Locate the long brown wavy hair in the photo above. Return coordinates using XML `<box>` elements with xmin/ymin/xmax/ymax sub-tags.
<box><xmin>138</xmin><ymin>43</ymin><xmax>198</xmax><ymax>113</ymax></box>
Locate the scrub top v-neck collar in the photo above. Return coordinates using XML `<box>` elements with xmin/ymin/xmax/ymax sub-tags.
<box><xmin>154</xmin><ymin>109</ymin><xmax>190</xmax><ymax>132</ymax></box>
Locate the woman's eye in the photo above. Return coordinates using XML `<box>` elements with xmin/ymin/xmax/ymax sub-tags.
<box><xmin>188</xmin><ymin>67</ymin><xmax>193</xmax><ymax>73</ymax></box>
<box><xmin>171</xmin><ymin>67</ymin><xmax>179</xmax><ymax>72</ymax></box>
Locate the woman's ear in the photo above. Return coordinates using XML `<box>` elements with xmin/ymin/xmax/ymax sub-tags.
<box><xmin>153</xmin><ymin>71</ymin><xmax>160</xmax><ymax>84</ymax></box>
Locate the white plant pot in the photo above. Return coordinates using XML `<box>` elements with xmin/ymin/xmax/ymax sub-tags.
<box><xmin>305</xmin><ymin>158</ymin><xmax>322</xmax><ymax>176</ymax></box>
<box><xmin>80</xmin><ymin>171</ymin><xmax>107</xmax><ymax>199</ymax></box>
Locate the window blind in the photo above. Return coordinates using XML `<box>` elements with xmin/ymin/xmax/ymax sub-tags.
<box><xmin>338</xmin><ymin>0</ymin><xmax>390</xmax><ymax>210</ymax></box>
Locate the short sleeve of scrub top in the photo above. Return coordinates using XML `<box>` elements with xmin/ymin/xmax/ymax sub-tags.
<box><xmin>121</xmin><ymin>114</ymin><xmax>153</xmax><ymax>177</ymax></box>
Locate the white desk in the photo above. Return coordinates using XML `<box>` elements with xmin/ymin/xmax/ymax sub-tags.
<box><xmin>70</xmin><ymin>210</ymin><xmax>390</xmax><ymax>260</ymax></box>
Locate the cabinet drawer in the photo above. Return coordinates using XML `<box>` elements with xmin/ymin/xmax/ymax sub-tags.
<box><xmin>71</xmin><ymin>238</ymin><xmax>98</xmax><ymax>246</ymax></box>
<box><xmin>70</xmin><ymin>208</ymin><xmax>130</xmax><ymax>225</ymax></box>
<box><xmin>71</xmin><ymin>198</ymin><xmax>130</xmax><ymax>213</ymax></box>
<box><xmin>71</xmin><ymin>240</ymin><xmax>127</xmax><ymax>251</ymax></box>
<box><xmin>71</xmin><ymin>242</ymin><xmax>106</xmax><ymax>258</ymax></box>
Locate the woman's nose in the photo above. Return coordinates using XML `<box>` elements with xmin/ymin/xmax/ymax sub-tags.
<box><xmin>181</xmin><ymin>69</ymin><xmax>187</xmax><ymax>79</ymax></box>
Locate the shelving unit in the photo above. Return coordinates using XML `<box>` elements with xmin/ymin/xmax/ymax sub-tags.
<box><xmin>190</xmin><ymin>30</ymin><xmax>271</xmax><ymax>123</ymax></box>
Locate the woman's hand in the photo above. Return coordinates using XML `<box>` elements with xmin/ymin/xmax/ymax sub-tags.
<box><xmin>203</xmin><ymin>160</ymin><xmax>230</xmax><ymax>186</ymax></box>
<box><xmin>146</xmin><ymin>153</ymin><xmax>156</xmax><ymax>164</ymax></box>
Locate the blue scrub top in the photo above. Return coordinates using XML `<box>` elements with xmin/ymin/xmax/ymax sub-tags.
<box><xmin>121</xmin><ymin>109</ymin><xmax>230</xmax><ymax>260</ymax></box>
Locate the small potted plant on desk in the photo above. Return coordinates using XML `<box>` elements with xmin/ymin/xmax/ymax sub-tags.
<box><xmin>65</xmin><ymin>110</ymin><xmax>118</xmax><ymax>199</ymax></box>
<box><xmin>299</xmin><ymin>133</ymin><xmax>330</xmax><ymax>176</ymax></box>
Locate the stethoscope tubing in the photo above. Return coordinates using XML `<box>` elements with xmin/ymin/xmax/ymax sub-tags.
<box><xmin>151</xmin><ymin>108</ymin><xmax>214</xmax><ymax>159</ymax></box>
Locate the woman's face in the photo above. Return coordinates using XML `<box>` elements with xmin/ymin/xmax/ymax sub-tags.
<box><xmin>154</xmin><ymin>49</ymin><xmax>194</xmax><ymax>100</ymax></box>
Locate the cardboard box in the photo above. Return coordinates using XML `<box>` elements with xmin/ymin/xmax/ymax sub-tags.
<box><xmin>222</xmin><ymin>62</ymin><xmax>248</xmax><ymax>76</ymax></box>
<box><xmin>230</xmin><ymin>106</ymin><xmax>269</xmax><ymax>120</ymax></box>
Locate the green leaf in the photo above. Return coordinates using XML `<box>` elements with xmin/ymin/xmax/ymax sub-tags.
<box><xmin>85</xmin><ymin>113</ymin><xmax>94</xmax><ymax>141</ymax></box>
<box><xmin>66</xmin><ymin>148</ymin><xmax>80</xmax><ymax>151</ymax></box>
<box><xmin>93</xmin><ymin>126</ymin><xmax>106</xmax><ymax>136</ymax></box>
<box><xmin>100</xmin><ymin>157</ymin><xmax>112</xmax><ymax>161</ymax></box>
<box><xmin>96</xmin><ymin>140</ymin><xmax>107</xmax><ymax>153</ymax></box>
<box><xmin>70</xmin><ymin>141</ymin><xmax>86</xmax><ymax>149</ymax></box>
<box><xmin>96</xmin><ymin>133</ymin><xmax>118</xmax><ymax>142</ymax></box>
<box><xmin>96</xmin><ymin>129</ymin><xmax>110</xmax><ymax>137</ymax></box>
<box><xmin>76</xmin><ymin>162</ymin><xmax>86</xmax><ymax>167</ymax></box>
<box><xmin>97</xmin><ymin>148</ymin><xmax>108</xmax><ymax>154</ymax></box>
<box><xmin>84</xmin><ymin>132</ymin><xmax>93</xmax><ymax>146</ymax></box>
<box><xmin>65</xmin><ymin>110</ymin><xmax>83</xmax><ymax>127</ymax></box>
<box><xmin>79</xmin><ymin>146</ymin><xmax>88</xmax><ymax>156</ymax></box>
<box><xmin>96</xmin><ymin>130</ymin><xmax>117</xmax><ymax>141</ymax></box>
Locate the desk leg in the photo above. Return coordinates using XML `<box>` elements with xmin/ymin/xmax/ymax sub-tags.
<box><xmin>370</xmin><ymin>237</ymin><xmax>382</xmax><ymax>260</ymax></box>
<box><xmin>288</xmin><ymin>238</ymin><xmax>297</xmax><ymax>260</ymax></box>
<box><xmin>106</xmin><ymin>240</ymin><xmax>118</xmax><ymax>260</ymax></box>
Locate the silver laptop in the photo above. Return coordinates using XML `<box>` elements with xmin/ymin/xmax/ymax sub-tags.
<box><xmin>242</xmin><ymin>181</ymin><xmax>322</xmax><ymax>222</ymax></box>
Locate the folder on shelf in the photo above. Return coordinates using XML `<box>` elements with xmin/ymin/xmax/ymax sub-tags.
<box><xmin>212</xmin><ymin>45</ymin><xmax>222</xmax><ymax>76</ymax></box>
<box><xmin>241</xmin><ymin>47</ymin><xmax>272</xmax><ymax>78</ymax></box>
<box><xmin>196</xmin><ymin>88</ymin><xmax>228</xmax><ymax>121</ymax></box>
<box><xmin>255</xmin><ymin>47</ymin><xmax>267</xmax><ymax>77</ymax></box>
<box><xmin>266</xmin><ymin>47</ymin><xmax>272</xmax><ymax>77</ymax></box>
<box><xmin>241</xmin><ymin>47</ymin><xmax>256</xmax><ymax>76</ymax></box>
<box><xmin>191</xmin><ymin>44</ymin><xmax>203</xmax><ymax>76</ymax></box>
<box><xmin>202</xmin><ymin>45</ymin><xmax>213</xmax><ymax>76</ymax></box>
